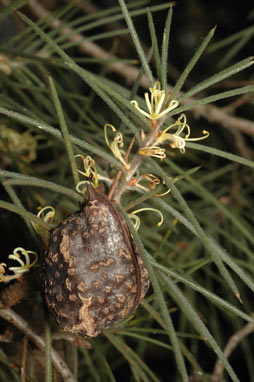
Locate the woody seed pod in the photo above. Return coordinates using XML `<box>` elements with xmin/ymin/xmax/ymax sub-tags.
<box><xmin>42</xmin><ymin>185</ymin><xmax>149</xmax><ymax>337</ymax></box>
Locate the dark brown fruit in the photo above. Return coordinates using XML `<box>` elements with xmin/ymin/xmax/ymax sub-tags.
<box><xmin>42</xmin><ymin>185</ymin><xmax>149</xmax><ymax>337</ymax></box>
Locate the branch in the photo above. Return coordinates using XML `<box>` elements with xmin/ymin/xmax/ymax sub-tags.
<box><xmin>191</xmin><ymin>102</ymin><xmax>254</xmax><ymax>136</ymax></box>
<box><xmin>27</xmin><ymin>0</ymin><xmax>150</xmax><ymax>88</ymax></box>
<box><xmin>26</xmin><ymin>0</ymin><xmax>254</xmax><ymax>136</ymax></box>
<box><xmin>211</xmin><ymin>320</ymin><xmax>254</xmax><ymax>381</ymax></box>
<box><xmin>0</xmin><ymin>307</ymin><xmax>77</xmax><ymax>382</ymax></box>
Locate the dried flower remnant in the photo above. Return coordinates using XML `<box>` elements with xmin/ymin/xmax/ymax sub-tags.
<box><xmin>0</xmin><ymin>247</ymin><xmax>38</xmax><ymax>283</ymax></box>
<box><xmin>129</xmin><ymin>173</ymin><xmax>161</xmax><ymax>192</ymax></box>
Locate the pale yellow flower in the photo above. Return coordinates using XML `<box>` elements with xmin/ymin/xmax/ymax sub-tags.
<box><xmin>0</xmin><ymin>247</ymin><xmax>38</xmax><ymax>283</ymax></box>
<box><xmin>139</xmin><ymin>113</ymin><xmax>209</xmax><ymax>157</ymax></box>
<box><xmin>32</xmin><ymin>205</ymin><xmax>55</xmax><ymax>243</ymax></box>
<box><xmin>131</xmin><ymin>82</ymin><xmax>178</xmax><ymax>121</ymax></box>
<box><xmin>156</xmin><ymin>113</ymin><xmax>209</xmax><ymax>154</ymax></box>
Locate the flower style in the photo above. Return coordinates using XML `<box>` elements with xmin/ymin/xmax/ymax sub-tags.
<box><xmin>129</xmin><ymin>208</ymin><xmax>164</xmax><ymax>231</ymax></box>
<box><xmin>36</xmin><ymin>206</ymin><xmax>55</xmax><ymax>223</ymax></box>
<box><xmin>140</xmin><ymin>113</ymin><xmax>209</xmax><ymax>157</ymax></box>
<box><xmin>0</xmin><ymin>247</ymin><xmax>38</xmax><ymax>283</ymax></box>
<box><xmin>32</xmin><ymin>206</ymin><xmax>55</xmax><ymax>243</ymax></box>
<box><xmin>104</xmin><ymin>124</ymin><xmax>130</xmax><ymax>170</ymax></box>
<box><xmin>130</xmin><ymin>81</ymin><xmax>179</xmax><ymax>121</ymax></box>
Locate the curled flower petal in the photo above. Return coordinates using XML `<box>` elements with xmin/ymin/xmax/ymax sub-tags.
<box><xmin>128</xmin><ymin>213</ymin><xmax>141</xmax><ymax>231</ymax></box>
<box><xmin>104</xmin><ymin>124</ymin><xmax>130</xmax><ymax>169</ymax></box>
<box><xmin>37</xmin><ymin>206</ymin><xmax>55</xmax><ymax>224</ymax></box>
<box><xmin>32</xmin><ymin>206</ymin><xmax>55</xmax><ymax>243</ymax></box>
<box><xmin>129</xmin><ymin>207</ymin><xmax>164</xmax><ymax>230</ymax></box>
<box><xmin>139</xmin><ymin>146</ymin><xmax>166</xmax><ymax>160</ymax></box>
<box><xmin>76</xmin><ymin>180</ymin><xmax>90</xmax><ymax>195</ymax></box>
<box><xmin>142</xmin><ymin>173</ymin><xmax>161</xmax><ymax>189</ymax></box>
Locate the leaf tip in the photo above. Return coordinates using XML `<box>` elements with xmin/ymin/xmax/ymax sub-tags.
<box><xmin>169</xmin><ymin>1</ymin><xmax>177</xmax><ymax>8</ymax></box>
<box><xmin>236</xmin><ymin>293</ymin><xmax>243</xmax><ymax>304</ymax></box>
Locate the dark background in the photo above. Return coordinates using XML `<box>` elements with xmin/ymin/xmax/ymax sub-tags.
<box><xmin>0</xmin><ymin>1</ymin><xmax>253</xmax><ymax>381</ymax></box>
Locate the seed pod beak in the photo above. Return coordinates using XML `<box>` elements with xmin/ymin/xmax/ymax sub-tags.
<box><xmin>87</xmin><ymin>184</ymin><xmax>96</xmax><ymax>200</ymax></box>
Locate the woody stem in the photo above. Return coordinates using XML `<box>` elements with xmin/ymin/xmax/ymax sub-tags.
<box><xmin>108</xmin><ymin>135</ymin><xmax>136</xmax><ymax>201</ymax></box>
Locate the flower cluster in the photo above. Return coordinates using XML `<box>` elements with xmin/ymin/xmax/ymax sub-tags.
<box><xmin>95</xmin><ymin>82</ymin><xmax>209</xmax><ymax>229</ymax></box>
<box><xmin>102</xmin><ymin>81</ymin><xmax>209</xmax><ymax>171</ymax></box>
<box><xmin>130</xmin><ymin>81</ymin><xmax>209</xmax><ymax>157</ymax></box>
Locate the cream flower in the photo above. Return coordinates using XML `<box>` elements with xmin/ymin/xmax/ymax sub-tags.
<box><xmin>0</xmin><ymin>247</ymin><xmax>38</xmax><ymax>283</ymax></box>
<box><xmin>156</xmin><ymin>113</ymin><xmax>209</xmax><ymax>154</ymax></box>
<box><xmin>139</xmin><ymin>113</ymin><xmax>209</xmax><ymax>157</ymax></box>
<box><xmin>131</xmin><ymin>82</ymin><xmax>178</xmax><ymax>121</ymax></box>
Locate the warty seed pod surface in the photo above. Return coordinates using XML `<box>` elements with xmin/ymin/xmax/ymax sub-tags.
<box><xmin>42</xmin><ymin>185</ymin><xmax>150</xmax><ymax>337</ymax></box>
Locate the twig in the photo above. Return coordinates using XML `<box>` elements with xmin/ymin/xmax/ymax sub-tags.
<box><xmin>26</xmin><ymin>0</ymin><xmax>254</xmax><ymax>136</ymax></box>
<box><xmin>20</xmin><ymin>335</ymin><xmax>28</xmax><ymax>382</ymax></box>
<box><xmin>191</xmin><ymin>102</ymin><xmax>254</xmax><ymax>136</ymax></box>
<box><xmin>0</xmin><ymin>308</ymin><xmax>77</xmax><ymax>382</ymax></box>
<box><xmin>211</xmin><ymin>320</ymin><xmax>254</xmax><ymax>381</ymax></box>
<box><xmin>27</xmin><ymin>0</ymin><xmax>150</xmax><ymax>88</ymax></box>
<box><xmin>0</xmin><ymin>327</ymin><xmax>13</xmax><ymax>343</ymax></box>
